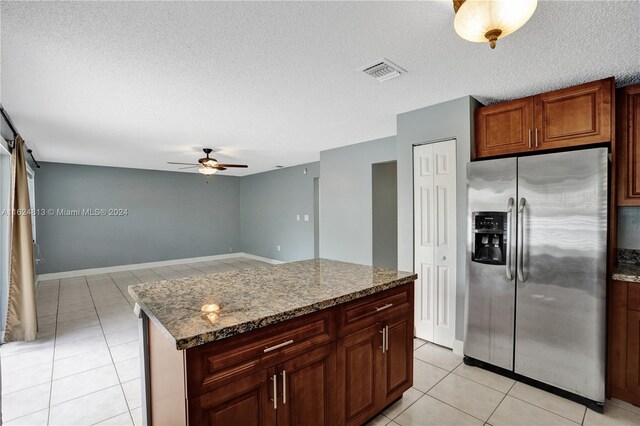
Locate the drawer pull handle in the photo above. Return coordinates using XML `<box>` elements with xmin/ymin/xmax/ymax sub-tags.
<box><xmin>264</xmin><ymin>339</ymin><xmax>294</xmax><ymax>353</ymax></box>
<box><xmin>375</xmin><ymin>303</ymin><xmax>393</xmax><ymax>312</ymax></box>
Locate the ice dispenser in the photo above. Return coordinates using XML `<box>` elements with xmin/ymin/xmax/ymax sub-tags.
<box><xmin>472</xmin><ymin>212</ymin><xmax>507</xmax><ymax>265</ymax></box>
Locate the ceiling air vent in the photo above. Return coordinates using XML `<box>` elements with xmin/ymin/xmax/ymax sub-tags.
<box><xmin>361</xmin><ymin>59</ymin><xmax>406</xmax><ymax>82</ymax></box>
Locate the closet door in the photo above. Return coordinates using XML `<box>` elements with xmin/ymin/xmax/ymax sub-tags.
<box><xmin>413</xmin><ymin>140</ymin><xmax>457</xmax><ymax>347</ymax></box>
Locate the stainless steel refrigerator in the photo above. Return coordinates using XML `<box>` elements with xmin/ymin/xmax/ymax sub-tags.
<box><xmin>464</xmin><ymin>147</ymin><xmax>608</xmax><ymax>407</ymax></box>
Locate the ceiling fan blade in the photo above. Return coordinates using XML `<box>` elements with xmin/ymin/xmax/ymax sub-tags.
<box><xmin>179</xmin><ymin>166</ymin><xmax>199</xmax><ymax>170</ymax></box>
<box><xmin>217</xmin><ymin>164</ymin><xmax>248</xmax><ymax>168</ymax></box>
<box><xmin>168</xmin><ymin>162</ymin><xmax>199</xmax><ymax>165</ymax></box>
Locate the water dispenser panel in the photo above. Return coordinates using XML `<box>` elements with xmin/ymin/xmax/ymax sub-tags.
<box><xmin>472</xmin><ymin>211</ymin><xmax>507</xmax><ymax>265</ymax></box>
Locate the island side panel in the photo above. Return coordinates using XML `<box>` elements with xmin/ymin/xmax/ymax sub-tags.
<box><xmin>148</xmin><ymin>319</ymin><xmax>187</xmax><ymax>426</ymax></box>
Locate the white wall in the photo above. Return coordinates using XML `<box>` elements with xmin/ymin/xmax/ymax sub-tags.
<box><xmin>396</xmin><ymin>96</ymin><xmax>481</xmax><ymax>341</ymax></box>
<box><xmin>319</xmin><ymin>136</ymin><xmax>396</xmax><ymax>265</ymax></box>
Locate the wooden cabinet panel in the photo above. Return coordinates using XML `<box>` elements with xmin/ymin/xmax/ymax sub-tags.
<box><xmin>534</xmin><ymin>78</ymin><xmax>613</xmax><ymax>150</ymax></box>
<box><xmin>608</xmin><ymin>280</ymin><xmax>628</xmax><ymax>396</ymax></box>
<box><xmin>186</xmin><ymin>309</ymin><xmax>336</xmax><ymax>397</ymax></box>
<box><xmin>608</xmin><ymin>280</ymin><xmax>640</xmax><ymax>406</ymax></box>
<box><xmin>617</xmin><ymin>84</ymin><xmax>640</xmax><ymax>205</ymax></box>
<box><xmin>338</xmin><ymin>284</ymin><xmax>412</xmax><ymax>337</ymax></box>
<box><xmin>188</xmin><ymin>368</ymin><xmax>277</xmax><ymax>426</ymax></box>
<box><xmin>474</xmin><ymin>78</ymin><xmax>614</xmax><ymax>160</ymax></box>
<box><xmin>475</xmin><ymin>98</ymin><xmax>534</xmax><ymax>158</ymax></box>
<box><xmin>337</xmin><ymin>322</ymin><xmax>382</xmax><ymax>426</ymax></box>
<box><xmin>626</xmin><ymin>310</ymin><xmax>640</xmax><ymax>398</ymax></box>
<box><xmin>380</xmin><ymin>313</ymin><xmax>413</xmax><ymax>407</ymax></box>
<box><xmin>277</xmin><ymin>344</ymin><xmax>336</xmax><ymax>426</ymax></box>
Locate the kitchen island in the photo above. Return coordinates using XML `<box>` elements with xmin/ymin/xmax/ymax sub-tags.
<box><xmin>129</xmin><ymin>258</ymin><xmax>417</xmax><ymax>426</ymax></box>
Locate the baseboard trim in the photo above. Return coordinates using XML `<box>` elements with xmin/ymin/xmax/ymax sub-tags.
<box><xmin>452</xmin><ymin>339</ymin><xmax>464</xmax><ymax>356</ymax></box>
<box><xmin>37</xmin><ymin>252</ymin><xmax>284</xmax><ymax>281</ymax></box>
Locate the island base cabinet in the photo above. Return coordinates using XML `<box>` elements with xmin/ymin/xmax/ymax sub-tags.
<box><xmin>145</xmin><ymin>283</ymin><xmax>415</xmax><ymax>425</ymax></box>
<box><xmin>188</xmin><ymin>368</ymin><xmax>277</xmax><ymax>426</ymax></box>
<box><xmin>337</xmin><ymin>322</ymin><xmax>382</xmax><ymax>425</ymax></box>
<box><xmin>277</xmin><ymin>344</ymin><xmax>337</xmax><ymax>426</ymax></box>
<box><xmin>337</xmin><ymin>311</ymin><xmax>414</xmax><ymax>426</ymax></box>
<box><xmin>381</xmin><ymin>313</ymin><xmax>414</xmax><ymax>407</ymax></box>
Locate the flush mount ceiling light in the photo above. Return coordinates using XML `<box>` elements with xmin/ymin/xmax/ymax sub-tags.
<box><xmin>453</xmin><ymin>0</ymin><xmax>538</xmax><ymax>49</ymax></box>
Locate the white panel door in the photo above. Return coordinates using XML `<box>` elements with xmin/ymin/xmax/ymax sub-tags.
<box><xmin>413</xmin><ymin>140</ymin><xmax>457</xmax><ymax>348</ymax></box>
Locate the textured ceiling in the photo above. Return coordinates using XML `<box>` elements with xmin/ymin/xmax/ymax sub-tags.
<box><xmin>1</xmin><ymin>1</ymin><xmax>639</xmax><ymax>176</ymax></box>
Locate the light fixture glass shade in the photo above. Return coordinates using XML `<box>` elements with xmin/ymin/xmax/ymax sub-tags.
<box><xmin>199</xmin><ymin>166</ymin><xmax>218</xmax><ymax>175</ymax></box>
<box><xmin>202</xmin><ymin>158</ymin><xmax>218</xmax><ymax>167</ymax></box>
<box><xmin>454</xmin><ymin>0</ymin><xmax>538</xmax><ymax>48</ymax></box>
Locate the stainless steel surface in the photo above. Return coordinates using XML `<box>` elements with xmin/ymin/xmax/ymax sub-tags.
<box><xmin>517</xmin><ymin>197</ymin><xmax>526</xmax><ymax>282</ymax></box>
<box><xmin>506</xmin><ymin>198</ymin><xmax>514</xmax><ymax>280</ymax></box>
<box><xmin>264</xmin><ymin>339</ymin><xmax>294</xmax><ymax>353</ymax></box>
<box><xmin>272</xmin><ymin>374</ymin><xmax>277</xmax><ymax>409</ymax></box>
<box><xmin>465</xmin><ymin>158</ymin><xmax>517</xmax><ymax>371</ymax></box>
<box><xmin>514</xmin><ymin>148</ymin><xmax>607</xmax><ymax>403</ymax></box>
<box><xmin>375</xmin><ymin>303</ymin><xmax>393</xmax><ymax>312</ymax></box>
<box><xmin>380</xmin><ymin>328</ymin><xmax>386</xmax><ymax>353</ymax></box>
<box><xmin>282</xmin><ymin>370</ymin><xmax>287</xmax><ymax>404</ymax></box>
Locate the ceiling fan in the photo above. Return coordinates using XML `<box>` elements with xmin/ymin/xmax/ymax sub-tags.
<box><xmin>168</xmin><ymin>148</ymin><xmax>248</xmax><ymax>175</ymax></box>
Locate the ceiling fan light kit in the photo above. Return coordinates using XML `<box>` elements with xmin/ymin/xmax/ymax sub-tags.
<box><xmin>167</xmin><ymin>148</ymin><xmax>248</xmax><ymax>175</ymax></box>
<box><xmin>453</xmin><ymin>0</ymin><xmax>538</xmax><ymax>49</ymax></box>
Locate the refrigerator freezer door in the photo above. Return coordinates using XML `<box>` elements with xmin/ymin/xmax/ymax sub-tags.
<box><xmin>515</xmin><ymin>148</ymin><xmax>608</xmax><ymax>403</ymax></box>
<box><xmin>465</xmin><ymin>158</ymin><xmax>517</xmax><ymax>370</ymax></box>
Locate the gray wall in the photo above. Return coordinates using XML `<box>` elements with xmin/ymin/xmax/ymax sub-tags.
<box><xmin>240</xmin><ymin>162</ymin><xmax>320</xmax><ymax>262</ymax></box>
<box><xmin>372</xmin><ymin>161</ymin><xmax>397</xmax><ymax>269</ymax></box>
<box><xmin>619</xmin><ymin>207</ymin><xmax>640</xmax><ymax>249</ymax></box>
<box><xmin>396</xmin><ymin>96</ymin><xmax>481</xmax><ymax>342</ymax></box>
<box><xmin>320</xmin><ymin>136</ymin><xmax>396</xmax><ymax>265</ymax></box>
<box><xmin>35</xmin><ymin>162</ymin><xmax>241</xmax><ymax>274</ymax></box>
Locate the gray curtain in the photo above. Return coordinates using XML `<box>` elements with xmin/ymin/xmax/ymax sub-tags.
<box><xmin>4</xmin><ymin>136</ymin><xmax>37</xmax><ymax>342</ymax></box>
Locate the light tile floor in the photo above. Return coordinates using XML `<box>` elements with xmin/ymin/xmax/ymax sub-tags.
<box><xmin>1</xmin><ymin>256</ymin><xmax>271</xmax><ymax>425</ymax></box>
<box><xmin>368</xmin><ymin>338</ymin><xmax>640</xmax><ymax>426</ymax></box>
<box><xmin>2</xmin><ymin>258</ymin><xmax>640</xmax><ymax>425</ymax></box>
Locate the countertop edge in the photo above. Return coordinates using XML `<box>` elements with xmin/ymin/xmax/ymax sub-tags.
<box><xmin>131</xmin><ymin>274</ymin><xmax>417</xmax><ymax>351</ymax></box>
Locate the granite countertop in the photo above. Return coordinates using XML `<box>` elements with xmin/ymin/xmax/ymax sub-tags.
<box><xmin>613</xmin><ymin>249</ymin><xmax>640</xmax><ymax>283</ymax></box>
<box><xmin>128</xmin><ymin>258</ymin><xmax>417</xmax><ymax>350</ymax></box>
<box><xmin>613</xmin><ymin>263</ymin><xmax>640</xmax><ymax>283</ymax></box>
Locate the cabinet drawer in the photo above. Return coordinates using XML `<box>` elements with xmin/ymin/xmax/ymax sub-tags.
<box><xmin>338</xmin><ymin>283</ymin><xmax>413</xmax><ymax>337</ymax></box>
<box><xmin>629</xmin><ymin>282</ymin><xmax>640</xmax><ymax>312</ymax></box>
<box><xmin>186</xmin><ymin>309</ymin><xmax>336</xmax><ymax>397</ymax></box>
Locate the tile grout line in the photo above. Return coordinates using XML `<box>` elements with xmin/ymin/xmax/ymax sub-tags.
<box><xmin>84</xmin><ymin>275</ymin><xmax>136</xmax><ymax>425</ymax></box>
<box><xmin>46</xmin><ymin>279</ymin><xmax>62</xmax><ymax>426</ymax></box>
<box><xmin>483</xmin><ymin>378</ymin><xmax>516</xmax><ymax>425</ymax></box>
<box><xmin>505</xmin><ymin>393</ymin><xmax>584</xmax><ymax>424</ymax></box>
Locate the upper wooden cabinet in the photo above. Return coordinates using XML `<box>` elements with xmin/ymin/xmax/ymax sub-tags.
<box><xmin>475</xmin><ymin>78</ymin><xmax>614</xmax><ymax>159</ymax></box>
<box><xmin>475</xmin><ymin>97</ymin><xmax>534</xmax><ymax>157</ymax></box>
<box><xmin>617</xmin><ymin>83</ymin><xmax>640</xmax><ymax>206</ymax></box>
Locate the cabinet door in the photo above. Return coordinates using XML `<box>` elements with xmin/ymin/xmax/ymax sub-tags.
<box><xmin>188</xmin><ymin>368</ymin><xmax>277</xmax><ymax>426</ymax></box>
<box><xmin>277</xmin><ymin>344</ymin><xmax>336</xmax><ymax>426</ymax></box>
<box><xmin>336</xmin><ymin>322</ymin><xmax>383</xmax><ymax>426</ymax></box>
<box><xmin>626</xmin><ymin>310</ymin><xmax>640</xmax><ymax>398</ymax></box>
<box><xmin>535</xmin><ymin>78</ymin><xmax>613</xmax><ymax>150</ymax></box>
<box><xmin>475</xmin><ymin>97</ymin><xmax>534</xmax><ymax>158</ymax></box>
<box><xmin>380</xmin><ymin>312</ymin><xmax>414</xmax><ymax>408</ymax></box>
<box><xmin>617</xmin><ymin>84</ymin><xmax>640</xmax><ymax>205</ymax></box>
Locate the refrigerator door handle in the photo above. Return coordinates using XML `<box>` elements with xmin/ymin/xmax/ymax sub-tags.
<box><xmin>517</xmin><ymin>197</ymin><xmax>526</xmax><ymax>282</ymax></box>
<box><xmin>506</xmin><ymin>197</ymin><xmax>514</xmax><ymax>280</ymax></box>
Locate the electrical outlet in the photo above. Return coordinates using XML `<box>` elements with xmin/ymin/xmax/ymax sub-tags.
<box><xmin>277</xmin><ymin>245</ymin><xmax>281</xmax><ymax>251</ymax></box>
<box><xmin>304</xmin><ymin>214</ymin><xmax>309</xmax><ymax>221</ymax></box>
<box><xmin>229</xmin><ymin>247</ymin><xmax>233</xmax><ymax>253</ymax></box>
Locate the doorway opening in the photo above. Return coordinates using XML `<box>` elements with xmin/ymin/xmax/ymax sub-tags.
<box><xmin>372</xmin><ymin>161</ymin><xmax>397</xmax><ymax>269</ymax></box>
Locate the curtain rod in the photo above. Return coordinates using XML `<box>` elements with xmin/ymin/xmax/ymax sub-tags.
<box><xmin>0</xmin><ymin>103</ymin><xmax>40</xmax><ymax>168</ymax></box>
